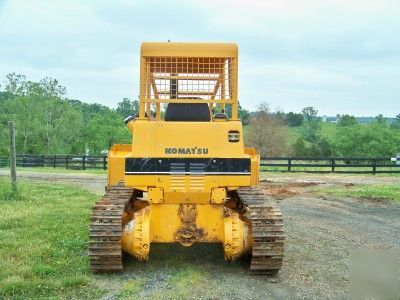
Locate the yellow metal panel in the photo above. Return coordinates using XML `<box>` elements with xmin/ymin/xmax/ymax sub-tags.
<box><xmin>125</xmin><ymin>174</ymin><xmax>250</xmax><ymax>202</ymax></box>
<box><xmin>245</xmin><ymin>147</ymin><xmax>260</xmax><ymax>186</ymax></box>
<box><xmin>149</xmin><ymin>204</ymin><xmax>225</xmax><ymax>243</ymax></box>
<box><xmin>218</xmin><ymin>175</ymin><xmax>250</xmax><ymax>187</ymax></box>
<box><xmin>217</xmin><ymin>121</ymin><xmax>244</xmax><ymax>158</ymax></box>
<box><xmin>131</xmin><ymin>120</ymin><xmax>157</xmax><ymax>156</ymax></box>
<box><xmin>155</xmin><ymin>121</ymin><xmax>218</xmax><ymax>157</ymax></box>
<box><xmin>149</xmin><ymin>120</ymin><xmax>245</xmax><ymax>158</ymax></box>
<box><xmin>148</xmin><ymin>187</ymin><xmax>163</xmax><ymax>203</ymax></box>
<box><xmin>211</xmin><ymin>188</ymin><xmax>226</xmax><ymax>204</ymax></box>
<box><xmin>141</xmin><ymin>42</ymin><xmax>238</xmax><ymax>58</ymax></box>
<box><xmin>108</xmin><ymin>144</ymin><xmax>131</xmax><ymax>186</ymax></box>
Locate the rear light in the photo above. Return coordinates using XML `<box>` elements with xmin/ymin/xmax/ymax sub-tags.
<box><xmin>228</xmin><ymin>131</ymin><xmax>240</xmax><ymax>142</ymax></box>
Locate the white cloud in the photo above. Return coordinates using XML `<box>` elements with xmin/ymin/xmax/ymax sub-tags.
<box><xmin>0</xmin><ymin>0</ymin><xmax>399</xmax><ymax>116</ymax></box>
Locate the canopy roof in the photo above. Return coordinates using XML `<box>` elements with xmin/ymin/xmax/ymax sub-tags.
<box><xmin>141</xmin><ymin>42</ymin><xmax>238</xmax><ymax>58</ymax></box>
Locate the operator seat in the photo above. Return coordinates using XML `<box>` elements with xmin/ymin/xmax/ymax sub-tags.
<box><xmin>165</xmin><ymin>103</ymin><xmax>211</xmax><ymax>122</ymax></box>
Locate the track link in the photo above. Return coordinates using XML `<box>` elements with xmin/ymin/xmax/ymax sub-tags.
<box><xmin>237</xmin><ymin>187</ymin><xmax>285</xmax><ymax>275</ymax></box>
<box><xmin>89</xmin><ymin>182</ymin><xmax>133</xmax><ymax>273</ymax></box>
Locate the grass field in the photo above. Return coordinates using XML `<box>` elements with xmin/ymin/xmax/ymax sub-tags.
<box><xmin>0</xmin><ymin>178</ymin><xmax>102</xmax><ymax>299</ymax></box>
<box><xmin>0</xmin><ymin>178</ymin><xmax>213</xmax><ymax>299</ymax></box>
<box><xmin>1</xmin><ymin>167</ymin><xmax>107</xmax><ymax>175</ymax></box>
<box><xmin>313</xmin><ymin>184</ymin><xmax>400</xmax><ymax>203</ymax></box>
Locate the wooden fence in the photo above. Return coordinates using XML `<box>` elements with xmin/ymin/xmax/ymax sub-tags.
<box><xmin>0</xmin><ymin>155</ymin><xmax>107</xmax><ymax>170</ymax></box>
<box><xmin>260</xmin><ymin>157</ymin><xmax>400</xmax><ymax>174</ymax></box>
<box><xmin>0</xmin><ymin>155</ymin><xmax>399</xmax><ymax>174</ymax></box>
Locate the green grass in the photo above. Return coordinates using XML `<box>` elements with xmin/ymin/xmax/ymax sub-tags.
<box><xmin>313</xmin><ymin>184</ymin><xmax>400</xmax><ymax>203</ymax></box>
<box><xmin>113</xmin><ymin>278</ymin><xmax>144</xmax><ymax>299</ymax></box>
<box><xmin>1</xmin><ymin>167</ymin><xmax>106</xmax><ymax>175</ymax></box>
<box><xmin>289</xmin><ymin>122</ymin><xmax>337</xmax><ymax>142</ymax></box>
<box><xmin>0</xmin><ymin>178</ymin><xmax>104</xmax><ymax>299</ymax></box>
<box><xmin>0</xmin><ymin>179</ymin><xmax>212</xmax><ymax>299</ymax></box>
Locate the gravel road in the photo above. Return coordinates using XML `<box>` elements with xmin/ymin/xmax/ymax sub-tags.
<box><xmin>1</xmin><ymin>170</ymin><xmax>399</xmax><ymax>299</ymax></box>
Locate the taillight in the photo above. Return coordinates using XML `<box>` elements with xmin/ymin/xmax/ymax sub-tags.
<box><xmin>228</xmin><ymin>131</ymin><xmax>240</xmax><ymax>142</ymax></box>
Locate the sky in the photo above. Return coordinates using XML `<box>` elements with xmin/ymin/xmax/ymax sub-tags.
<box><xmin>0</xmin><ymin>0</ymin><xmax>399</xmax><ymax>116</ymax></box>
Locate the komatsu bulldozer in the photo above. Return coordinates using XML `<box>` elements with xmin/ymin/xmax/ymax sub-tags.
<box><xmin>89</xmin><ymin>42</ymin><xmax>284</xmax><ymax>274</ymax></box>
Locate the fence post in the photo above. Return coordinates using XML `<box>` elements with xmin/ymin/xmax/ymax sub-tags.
<box><xmin>103</xmin><ymin>156</ymin><xmax>107</xmax><ymax>170</ymax></box>
<box><xmin>66</xmin><ymin>155</ymin><xmax>69</xmax><ymax>169</ymax></box>
<box><xmin>288</xmin><ymin>158</ymin><xmax>292</xmax><ymax>172</ymax></box>
<box><xmin>331</xmin><ymin>158</ymin><xmax>335</xmax><ymax>172</ymax></box>
<box><xmin>82</xmin><ymin>155</ymin><xmax>86</xmax><ymax>170</ymax></box>
<box><xmin>8</xmin><ymin>121</ymin><xmax>17</xmax><ymax>193</ymax></box>
<box><xmin>372</xmin><ymin>158</ymin><xmax>376</xmax><ymax>175</ymax></box>
<box><xmin>53</xmin><ymin>155</ymin><xmax>56</xmax><ymax>168</ymax></box>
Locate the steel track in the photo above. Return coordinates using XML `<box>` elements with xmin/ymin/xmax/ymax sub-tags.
<box><xmin>237</xmin><ymin>187</ymin><xmax>285</xmax><ymax>275</ymax></box>
<box><xmin>88</xmin><ymin>183</ymin><xmax>133</xmax><ymax>273</ymax></box>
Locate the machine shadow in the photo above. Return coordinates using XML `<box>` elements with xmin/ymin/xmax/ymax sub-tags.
<box><xmin>122</xmin><ymin>243</ymin><xmax>250</xmax><ymax>274</ymax></box>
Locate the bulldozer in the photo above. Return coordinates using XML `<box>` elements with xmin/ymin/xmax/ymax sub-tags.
<box><xmin>89</xmin><ymin>42</ymin><xmax>284</xmax><ymax>274</ymax></box>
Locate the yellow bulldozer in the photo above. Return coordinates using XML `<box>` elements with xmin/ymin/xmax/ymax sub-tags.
<box><xmin>89</xmin><ymin>42</ymin><xmax>284</xmax><ymax>274</ymax></box>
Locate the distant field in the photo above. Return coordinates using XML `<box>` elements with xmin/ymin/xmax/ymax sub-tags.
<box><xmin>289</xmin><ymin>122</ymin><xmax>337</xmax><ymax>143</ymax></box>
<box><xmin>0</xmin><ymin>167</ymin><xmax>107</xmax><ymax>175</ymax></box>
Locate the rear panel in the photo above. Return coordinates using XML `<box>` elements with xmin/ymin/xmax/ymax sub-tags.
<box><xmin>123</xmin><ymin>120</ymin><xmax>254</xmax><ymax>201</ymax></box>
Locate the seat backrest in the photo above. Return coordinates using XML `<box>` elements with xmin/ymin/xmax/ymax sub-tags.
<box><xmin>165</xmin><ymin>103</ymin><xmax>211</xmax><ymax>122</ymax></box>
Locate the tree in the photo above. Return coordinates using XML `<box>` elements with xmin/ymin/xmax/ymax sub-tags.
<box><xmin>238</xmin><ymin>105</ymin><xmax>250</xmax><ymax>125</ymax></box>
<box><xmin>290</xmin><ymin>107</ymin><xmax>333</xmax><ymax>157</ymax></box>
<box><xmin>337</xmin><ymin>115</ymin><xmax>357</xmax><ymax>127</ymax></box>
<box><xmin>0</xmin><ymin>74</ymin><xmax>137</xmax><ymax>156</ymax></box>
<box><xmin>312</xmin><ymin>138</ymin><xmax>332</xmax><ymax>157</ymax></box>
<box><xmin>38</xmin><ymin>77</ymin><xmax>66</xmax><ymax>98</ymax></box>
<box><xmin>86</xmin><ymin>113</ymin><xmax>130</xmax><ymax>154</ymax></box>
<box><xmin>4</xmin><ymin>73</ymin><xmax>27</xmax><ymax>96</ymax></box>
<box><xmin>116</xmin><ymin>98</ymin><xmax>138</xmax><ymax>118</ymax></box>
<box><xmin>274</xmin><ymin>110</ymin><xmax>286</xmax><ymax>123</ymax></box>
<box><xmin>391</xmin><ymin>114</ymin><xmax>400</xmax><ymax>129</ymax></box>
<box><xmin>54</xmin><ymin>108</ymin><xmax>84</xmax><ymax>154</ymax></box>
<box><xmin>224</xmin><ymin>104</ymin><xmax>250</xmax><ymax>125</ymax></box>
<box><xmin>301</xmin><ymin>106</ymin><xmax>321</xmax><ymax>142</ymax></box>
<box><xmin>292</xmin><ymin>138</ymin><xmax>308</xmax><ymax>156</ymax></box>
<box><xmin>7</xmin><ymin>95</ymin><xmax>41</xmax><ymax>153</ymax></box>
<box><xmin>246</xmin><ymin>103</ymin><xmax>290</xmax><ymax>156</ymax></box>
<box><xmin>332</xmin><ymin>123</ymin><xmax>400</xmax><ymax>157</ymax></box>
<box><xmin>285</xmin><ymin>112</ymin><xmax>304</xmax><ymax>127</ymax></box>
<box><xmin>291</xmin><ymin>136</ymin><xmax>332</xmax><ymax>157</ymax></box>
<box><xmin>375</xmin><ymin>114</ymin><xmax>387</xmax><ymax>125</ymax></box>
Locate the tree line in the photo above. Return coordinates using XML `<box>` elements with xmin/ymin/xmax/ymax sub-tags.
<box><xmin>1</xmin><ymin>73</ymin><xmax>399</xmax><ymax>157</ymax></box>
<box><xmin>0</xmin><ymin>73</ymin><xmax>134</xmax><ymax>156</ymax></box>
<box><xmin>246</xmin><ymin>105</ymin><xmax>400</xmax><ymax>157</ymax></box>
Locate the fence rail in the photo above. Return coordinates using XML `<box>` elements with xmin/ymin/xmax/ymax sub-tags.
<box><xmin>0</xmin><ymin>155</ymin><xmax>107</xmax><ymax>170</ymax></box>
<box><xmin>0</xmin><ymin>155</ymin><xmax>399</xmax><ymax>174</ymax></box>
<box><xmin>261</xmin><ymin>157</ymin><xmax>400</xmax><ymax>174</ymax></box>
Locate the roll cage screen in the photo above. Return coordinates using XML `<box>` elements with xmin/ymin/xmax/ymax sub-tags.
<box><xmin>138</xmin><ymin>43</ymin><xmax>239</xmax><ymax>121</ymax></box>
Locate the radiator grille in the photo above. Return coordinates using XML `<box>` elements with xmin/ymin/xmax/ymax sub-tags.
<box><xmin>170</xmin><ymin>162</ymin><xmax>185</xmax><ymax>191</ymax></box>
<box><xmin>169</xmin><ymin>162</ymin><xmax>206</xmax><ymax>192</ymax></box>
<box><xmin>189</xmin><ymin>163</ymin><xmax>205</xmax><ymax>191</ymax></box>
